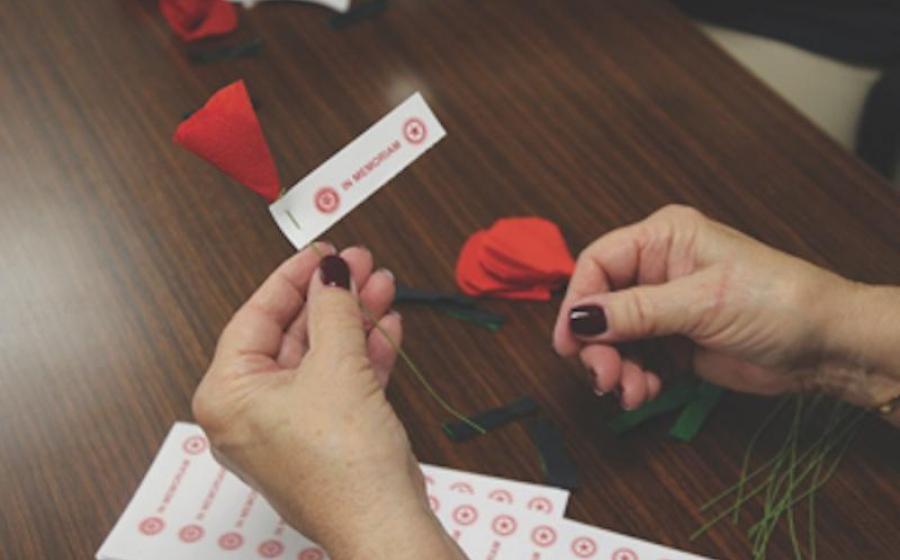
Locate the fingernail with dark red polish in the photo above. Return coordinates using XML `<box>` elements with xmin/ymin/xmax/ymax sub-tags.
<box><xmin>569</xmin><ymin>305</ymin><xmax>608</xmax><ymax>336</ymax></box>
<box><xmin>320</xmin><ymin>255</ymin><xmax>350</xmax><ymax>289</ymax></box>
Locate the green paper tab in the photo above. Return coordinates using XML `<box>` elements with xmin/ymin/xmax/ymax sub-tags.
<box><xmin>669</xmin><ymin>382</ymin><xmax>726</xmax><ymax>441</ymax></box>
<box><xmin>608</xmin><ymin>381</ymin><xmax>699</xmax><ymax>435</ymax></box>
<box><xmin>442</xmin><ymin>307</ymin><xmax>504</xmax><ymax>331</ymax></box>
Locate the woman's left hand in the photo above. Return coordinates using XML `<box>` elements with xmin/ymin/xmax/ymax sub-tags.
<box><xmin>192</xmin><ymin>243</ymin><xmax>463</xmax><ymax>560</ymax></box>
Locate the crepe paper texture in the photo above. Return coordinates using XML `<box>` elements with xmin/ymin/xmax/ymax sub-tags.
<box><xmin>186</xmin><ymin>37</ymin><xmax>263</xmax><ymax>64</ymax></box>
<box><xmin>174</xmin><ymin>80</ymin><xmax>281</xmax><ymax>202</ymax></box>
<box><xmin>455</xmin><ymin>217</ymin><xmax>574</xmax><ymax>301</ymax></box>
<box><xmin>443</xmin><ymin>397</ymin><xmax>539</xmax><ymax>442</ymax></box>
<box><xmin>330</xmin><ymin>0</ymin><xmax>388</xmax><ymax>29</ymax></box>
<box><xmin>669</xmin><ymin>382</ymin><xmax>726</xmax><ymax>441</ymax></box>
<box><xmin>529</xmin><ymin>417</ymin><xmax>579</xmax><ymax>490</ymax></box>
<box><xmin>160</xmin><ymin>0</ymin><xmax>238</xmax><ymax>42</ymax></box>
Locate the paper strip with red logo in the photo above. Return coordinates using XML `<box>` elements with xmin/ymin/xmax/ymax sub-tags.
<box><xmin>270</xmin><ymin>92</ymin><xmax>445</xmax><ymax>250</ymax></box>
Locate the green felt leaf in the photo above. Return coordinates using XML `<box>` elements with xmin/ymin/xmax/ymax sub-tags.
<box><xmin>608</xmin><ymin>380</ymin><xmax>699</xmax><ymax>435</ymax></box>
<box><xmin>669</xmin><ymin>382</ymin><xmax>726</xmax><ymax>441</ymax></box>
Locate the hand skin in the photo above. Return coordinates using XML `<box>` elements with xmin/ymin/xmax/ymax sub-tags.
<box><xmin>553</xmin><ymin>205</ymin><xmax>900</xmax><ymax>425</ymax></box>
<box><xmin>192</xmin><ymin>244</ymin><xmax>465</xmax><ymax>560</ymax></box>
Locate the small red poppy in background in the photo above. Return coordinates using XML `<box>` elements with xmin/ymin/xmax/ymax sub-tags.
<box><xmin>159</xmin><ymin>0</ymin><xmax>238</xmax><ymax>42</ymax></box>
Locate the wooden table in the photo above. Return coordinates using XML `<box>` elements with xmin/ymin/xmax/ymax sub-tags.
<box><xmin>1</xmin><ymin>1</ymin><xmax>898</xmax><ymax>558</ymax></box>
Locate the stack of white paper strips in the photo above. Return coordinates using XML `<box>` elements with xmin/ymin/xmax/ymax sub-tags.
<box><xmin>98</xmin><ymin>423</ymin><xmax>708</xmax><ymax>559</ymax></box>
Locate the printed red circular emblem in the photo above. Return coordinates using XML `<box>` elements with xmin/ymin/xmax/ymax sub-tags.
<box><xmin>491</xmin><ymin>514</ymin><xmax>518</xmax><ymax>537</ymax></box>
<box><xmin>138</xmin><ymin>516</ymin><xmax>165</xmax><ymax>536</ymax></box>
<box><xmin>179</xmin><ymin>524</ymin><xmax>204</xmax><ymax>543</ymax></box>
<box><xmin>531</xmin><ymin>525</ymin><xmax>558</xmax><ymax>548</ymax></box>
<box><xmin>571</xmin><ymin>536</ymin><xmax>598</xmax><ymax>558</ymax></box>
<box><xmin>298</xmin><ymin>547</ymin><xmax>325</xmax><ymax>560</ymax></box>
<box><xmin>182</xmin><ymin>435</ymin><xmax>208</xmax><ymax>455</ymax></box>
<box><xmin>527</xmin><ymin>496</ymin><xmax>553</xmax><ymax>514</ymax></box>
<box><xmin>611</xmin><ymin>547</ymin><xmax>639</xmax><ymax>560</ymax></box>
<box><xmin>314</xmin><ymin>187</ymin><xmax>340</xmax><ymax>214</ymax></box>
<box><xmin>258</xmin><ymin>539</ymin><xmax>285</xmax><ymax>558</ymax></box>
<box><xmin>452</xmin><ymin>504</ymin><xmax>479</xmax><ymax>526</ymax></box>
<box><xmin>488</xmin><ymin>489</ymin><xmax>514</xmax><ymax>504</ymax></box>
<box><xmin>428</xmin><ymin>495</ymin><xmax>440</xmax><ymax>512</ymax></box>
<box><xmin>403</xmin><ymin>117</ymin><xmax>427</xmax><ymax>144</ymax></box>
<box><xmin>449</xmin><ymin>481</ymin><xmax>475</xmax><ymax>494</ymax></box>
<box><xmin>219</xmin><ymin>532</ymin><xmax>244</xmax><ymax>550</ymax></box>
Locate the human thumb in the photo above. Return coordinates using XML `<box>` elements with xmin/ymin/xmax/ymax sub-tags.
<box><xmin>567</xmin><ymin>274</ymin><xmax>707</xmax><ymax>343</ymax></box>
<box><xmin>306</xmin><ymin>255</ymin><xmax>368</xmax><ymax>362</ymax></box>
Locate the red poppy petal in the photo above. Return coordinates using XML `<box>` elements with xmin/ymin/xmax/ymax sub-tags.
<box><xmin>174</xmin><ymin>80</ymin><xmax>281</xmax><ymax>202</ymax></box>
<box><xmin>483</xmin><ymin>217</ymin><xmax>575</xmax><ymax>279</ymax></box>
<box><xmin>455</xmin><ymin>230</ymin><xmax>556</xmax><ymax>301</ymax></box>
<box><xmin>456</xmin><ymin>231</ymin><xmax>508</xmax><ymax>295</ymax></box>
<box><xmin>491</xmin><ymin>286</ymin><xmax>552</xmax><ymax>301</ymax></box>
<box><xmin>160</xmin><ymin>0</ymin><xmax>237</xmax><ymax>42</ymax></box>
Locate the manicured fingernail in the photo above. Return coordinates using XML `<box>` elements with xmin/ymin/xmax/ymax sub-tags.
<box><xmin>315</xmin><ymin>240</ymin><xmax>336</xmax><ymax>253</ymax></box>
<box><xmin>320</xmin><ymin>255</ymin><xmax>350</xmax><ymax>289</ymax></box>
<box><xmin>378</xmin><ymin>267</ymin><xmax>395</xmax><ymax>281</ymax></box>
<box><xmin>593</xmin><ymin>388</ymin><xmax>605</xmax><ymax>397</ymax></box>
<box><xmin>569</xmin><ymin>305</ymin><xmax>607</xmax><ymax>336</ymax></box>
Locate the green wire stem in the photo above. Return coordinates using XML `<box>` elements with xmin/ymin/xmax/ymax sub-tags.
<box><xmin>306</xmin><ymin>241</ymin><xmax>485</xmax><ymax>435</ymax></box>
<box><xmin>692</xmin><ymin>396</ymin><xmax>866</xmax><ymax>558</ymax></box>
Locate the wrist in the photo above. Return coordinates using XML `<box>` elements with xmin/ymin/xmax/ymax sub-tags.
<box><xmin>815</xmin><ymin>280</ymin><xmax>900</xmax><ymax>411</ymax></box>
<box><xmin>322</xmin><ymin>500</ymin><xmax>463</xmax><ymax>560</ymax></box>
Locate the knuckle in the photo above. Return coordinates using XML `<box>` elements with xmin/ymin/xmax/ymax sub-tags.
<box><xmin>655</xmin><ymin>204</ymin><xmax>704</xmax><ymax>224</ymax></box>
<box><xmin>627</xmin><ymin>290</ymin><xmax>656</xmax><ymax>336</ymax></box>
<box><xmin>336</xmin><ymin>352</ymin><xmax>373</xmax><ymax>375</ymax></box>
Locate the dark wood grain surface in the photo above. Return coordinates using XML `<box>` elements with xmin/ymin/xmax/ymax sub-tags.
<box><xmin>1</xmin><ymin>1</ymin><xmax>898</xmax><ymax>558</ymax></box>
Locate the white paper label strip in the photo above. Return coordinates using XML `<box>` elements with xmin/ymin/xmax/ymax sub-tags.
<box><xmin>270</xmin><ymin>92</ymin><xmax>446</xmax><ymax>250</ymax></box>
<box><xmin>229</xmin><ymin>0</ymin><xmax>350</xmax><ymax>14</ymax></box>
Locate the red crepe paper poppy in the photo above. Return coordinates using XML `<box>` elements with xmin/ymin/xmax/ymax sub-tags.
<box><xmin>159</xmin><ymin>0</ymin><xmax>238</xmax><ymax>42</ymax></box>
<box><xmin>455</xmin><ymin>231</ymin><xmax>551</xmax><ymax>300</ymax></box>
<box><xmin>482</xmin><ymin>217</ymin><xmax>574</xmax><ymax>282</ymax></box>
<box><xmin>174</xmin><ymin>80</ymin><xmax>281</xmax><ymax>202</ymax></box>
<box><xmin>455</xmin><ymin>217</ymin><xmax>574</xmax><ymax>301</ymax></box>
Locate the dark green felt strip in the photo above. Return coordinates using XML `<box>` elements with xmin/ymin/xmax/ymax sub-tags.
<box><xmin>442</xmin><ymin>396</ymin><xmax>539</xmax><ymax>441</ymax></box>
<box><xmin>669</xmin><ymin>382</ymin><xmax>726</xmax><ymax>441</ymax></box>
<box><xmin>608</xmin><ymin>380</ymin><xmax>699</xmax><ymax>435</ymax></box>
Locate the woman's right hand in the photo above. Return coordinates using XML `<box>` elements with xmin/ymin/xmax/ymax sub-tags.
<box><xmin>552</xmin><ymin>205</ymin><xmax>900</xmax><ymax>420</ymax></box>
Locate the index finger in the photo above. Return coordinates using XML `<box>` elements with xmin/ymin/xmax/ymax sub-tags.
<box><xmin>217</xmin><ymin>242</ymin><xmax>336</xmax><ymax>361</ymax></box>
<box><xmin>552</xmin><ymin>222</ymin><xmax>648</xmax><ymax>356</ymax></box>
<box><xmin>553</xmin><ymin>206</ymin><xmax>713</xmax><ymax>356</ymax></box>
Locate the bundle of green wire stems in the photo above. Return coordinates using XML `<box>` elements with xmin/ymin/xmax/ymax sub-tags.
<box><xmin>693</xmin><ymin>395</ymin><xmax>866</xmax><ymax>559</ymax></box>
